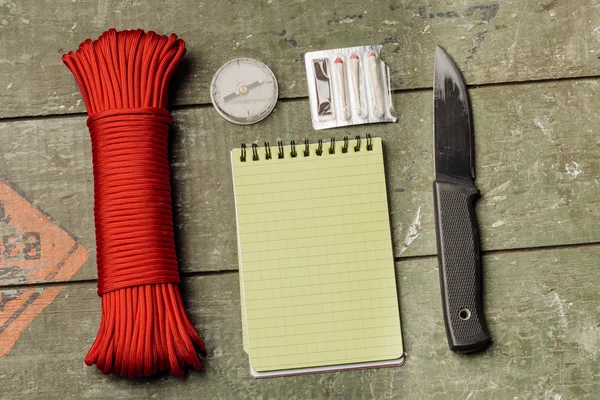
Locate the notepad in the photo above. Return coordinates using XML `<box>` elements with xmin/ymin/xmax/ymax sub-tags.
<box><xmin>231</xmin><ymin>136</ymin><xmax>404</xmax><ymax>377</ymax></box>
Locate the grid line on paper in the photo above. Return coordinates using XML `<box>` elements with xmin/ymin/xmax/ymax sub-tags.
<box><xmin>231</xmin><ymin>138</ymin><xmax>403</xmax><ymax>372</ymax></box>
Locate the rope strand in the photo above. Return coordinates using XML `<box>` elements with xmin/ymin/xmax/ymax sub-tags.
<box><xmin>63</xmin><ymin>29</ymin><xmax>205</xmax><ymax>377</ymax></box>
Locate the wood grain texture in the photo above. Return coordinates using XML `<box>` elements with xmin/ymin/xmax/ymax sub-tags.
<box><xmin>0</xmin><ymin>246</ymin><xmax>598</xmax><ymax>399</ymax></box>
<box><xmin>0</xmin><ymin>79</ymin><xmax>598</xmax><ymax>282</ymax></box>
<box><xmin>2</xmin><ymin>0</ymin><xmax>600</xmax><ymax>118</ymax></box>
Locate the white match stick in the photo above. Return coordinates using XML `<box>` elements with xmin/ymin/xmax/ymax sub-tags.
<box><xmin>334</xmin><ymin>57</ymin><xmax>350</xmax><ymax>121</ymax></box>
<box><xmin>349</xmin><ymin>53</ymin><xmax>362</xmax><ymax>118</ymax></box>
<box><xmin>367</xmin><ymin>51</ymin><xmax>385</xmax><ymax>118</ymax></box>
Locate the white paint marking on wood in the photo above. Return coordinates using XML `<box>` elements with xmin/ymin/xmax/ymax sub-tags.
<box><xmin>398</xmin><ymin>206</ymin><xmax>421</xmax><ymax>255</ymax></box>
<box><xmin>534</xmin><ymin>117</ymin><xmax>554</xmax><ymax>140</ymax></box>
<box><xmin>564</xmin><ymin>161</ymin><xmax>582</xmax><ymax>178</ymax></box>
<box><xmin>487</xmin><ymin>181</ymin><xmax>510</xmax><ymax>197</ymax></box>
<box><xmin>549</xmin><ymin>292</ymin><xmax>567</xmax><ymax>329</ymax></box>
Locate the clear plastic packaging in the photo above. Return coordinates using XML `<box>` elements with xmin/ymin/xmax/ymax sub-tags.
<box><xmin>305</xmin><ymin>45</ymin><xmax>397</xmax><ymax>130</ymax></box>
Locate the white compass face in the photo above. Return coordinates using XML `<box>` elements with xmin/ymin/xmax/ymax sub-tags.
<box><xmin>210</xmin><ymin>58</ymin><xmax>279</xmax><ymax>125</ymax></box>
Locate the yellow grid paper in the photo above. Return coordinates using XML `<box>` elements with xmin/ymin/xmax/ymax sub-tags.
<box><xmin>231</xmin><ymin>137</ymin><xmax>403</xmax><ymax>372</ymax></box>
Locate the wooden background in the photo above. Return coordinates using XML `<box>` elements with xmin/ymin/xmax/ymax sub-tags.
<box><xmin>0</xmin><ymin>0</ymin><xmax>598</xmax><ymax>399</ymax></box>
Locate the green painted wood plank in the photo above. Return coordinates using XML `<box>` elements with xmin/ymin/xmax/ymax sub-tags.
<box><xmin>0</xmin><ymin>246</ymin><xmax>598</xmax><ymax>399</ymax></box>
<box><xmin>0</xmin><ymin>79</ymin><xmax>598</xmax><ymax>283</ymax></box>
<box><xmin>2</xmin><ymin>0</ymin><xmax>600</xmax><ymax>118</ymax></box>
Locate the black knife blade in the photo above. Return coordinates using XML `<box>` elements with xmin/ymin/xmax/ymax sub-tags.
<box><xmin>433</xmin><ymin>45</ymin><xmax>491</xmax><ymax>353</ymax></box>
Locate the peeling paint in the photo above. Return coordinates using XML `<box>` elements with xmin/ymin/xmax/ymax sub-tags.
<box><xmin>564</xmin><ymin>161</ymin><xmax>582</xmax><ymax>178</ymax></box>
<box><xmin>398</xmin><ymin>207</ymin><xmax>421</xmax><ymax>255</ymax></box>
<box><xmin>487</xmin><ymin>181</ymin><xmax>511</xmax><ymax>197</ymax></box>
<box><xmin>534</xmin><ymin>117</ymin><xmax>555</xmax><ymax>140</ymax></box>
<box><xmin>548</xmin><ymin>291</ymin><xmax>567</xmax><ymax>329</ymax></box>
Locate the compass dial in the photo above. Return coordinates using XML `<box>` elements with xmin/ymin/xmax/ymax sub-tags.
<box><xmin>210</xmin><ymin>58</ymin><xmax>279</xmax><ymax>125</ymax></box>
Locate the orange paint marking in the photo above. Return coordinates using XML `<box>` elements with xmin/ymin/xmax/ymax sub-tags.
<box><xmin>0</xmin><ymin>180</ymin><xmax>88</xmax><ymax>358</ymax></box>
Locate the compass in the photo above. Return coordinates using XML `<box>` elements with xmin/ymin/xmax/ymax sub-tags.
<box><xmin>209</xmin><ymin>58</ymin><xmax>279</xmax><ymax>125</ymax></box>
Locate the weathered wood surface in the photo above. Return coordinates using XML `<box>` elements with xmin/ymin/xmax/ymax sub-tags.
<box><xmin>1</xmin><ymin>246</ymin><xmax>598</xmax><ymax>399</ymax></box>
<box><xmin>2</xmin><ymin>0</ymin><xmax>600</xmax><ymax>118</ymax></box>
<box><xmin>1</xmin><ymin>79</ymin><xmax>598</xmax><ymax>283</ymax></box>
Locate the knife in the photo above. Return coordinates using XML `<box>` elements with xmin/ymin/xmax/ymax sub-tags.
<box><xmin>433</xmin><ymin>46</ymin><xmax>491</xmax><ymax>353</ymax></box>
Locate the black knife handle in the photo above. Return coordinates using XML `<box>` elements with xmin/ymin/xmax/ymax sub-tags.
<box><xmin>433</xmin><ymin>180</ymin><xmax>491</xmax><ymax>353</ymax></box>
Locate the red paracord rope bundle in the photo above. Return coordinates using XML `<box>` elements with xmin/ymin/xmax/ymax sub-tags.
<box><xmin>62</xmin><ymin>29</ymin><xmax>205</xmax><ymax>377</ymax></box>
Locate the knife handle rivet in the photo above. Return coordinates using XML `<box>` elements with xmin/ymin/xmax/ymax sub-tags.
<box><xmin>458</xmin><ymin>308</ymin><xmax>471</xmax><ymax>321</ymax></box>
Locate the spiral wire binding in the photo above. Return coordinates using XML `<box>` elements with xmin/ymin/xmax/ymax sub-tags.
<box><xmin>290</xmin><ymin>140</ymin><xmax>297</xmax><ymax>158</ymax></box>
<box><xmin>239</xmin><ymin>135</ymin><xmax>374</xmax><ymax>161</ymax></box>
<box><xmin>303</xmin><ymin>139</ymin><xmax>310</xmax><ymax>157</ymax></box>
<box><xmin>366</xmin><ymin>133</ymin><xmax>373</xmax><ymax>150</ymax></box>
<box><xmin>354</xmin><ymin>135</ymin><xmax>361</xmax><ymax>152</ymax></box>
<box><xmin>240</xmin><ymin>143</ymin><xmax>247</xmax><ymax>162</ymax></box>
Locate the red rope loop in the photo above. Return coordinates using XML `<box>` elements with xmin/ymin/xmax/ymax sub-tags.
<box><xmin>63</xmin><ymin>29</ymin><xmax>204</xmax><ymax>378</ymax></box>
<box><xmin>87</xmin><ymin>107</ymin><xmax>172</xmax><ymax>127</ymax></box>
<box><xmin>90</xmin><ymin>108</ymin><xmax>180</xmax><ymax>295</ymax></box>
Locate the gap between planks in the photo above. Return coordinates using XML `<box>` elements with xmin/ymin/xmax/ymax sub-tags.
<box><xmin>3</xmin><ymin>241</ymin><xmax>600</xmax><ymax>291</ymax></box>
<box><xmin>3</xmin><ymin>74</ymin><xmax>600</xmax><ymax>123</ymax></box>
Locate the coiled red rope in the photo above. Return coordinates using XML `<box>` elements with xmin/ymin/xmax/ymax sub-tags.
<box><xmin>63</xmin><ymin>29</ymin><xmax>205</xmax><ymax>377</ymax></box>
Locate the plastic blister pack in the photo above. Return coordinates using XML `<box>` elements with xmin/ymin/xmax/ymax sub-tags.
<box><xmin>305</xmin><ymin>45</ymin><xmax>397</xmax><ymax>130</ymax></box>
